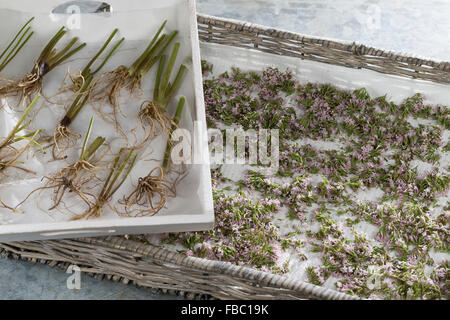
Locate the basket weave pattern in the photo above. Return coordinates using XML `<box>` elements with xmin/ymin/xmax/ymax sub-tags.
<box><xmin>197</xmin><ymin>14</ymin><xmax>450</xmax><ymax>84</ymax></box>
<box><xmin>0</xmin><ymin>237</ymin><xmax>356</xmax><ymax>300</ymax></box>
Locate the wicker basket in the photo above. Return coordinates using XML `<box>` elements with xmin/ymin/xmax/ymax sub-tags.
<box><xmin>2</xmin><ymin>14</ymin><xmax>449</xmax><ymax>300</ymax></box>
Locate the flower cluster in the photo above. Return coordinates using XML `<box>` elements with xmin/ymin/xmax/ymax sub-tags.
<box><xmin>201</xmin><ymin>60</ymin><xmax>213</xmax><ymax>78</ymax></box>
<box><xmin>164</xmin><ymin>188</ymin><xmax>287</xmax><ymax>273</ymax></box>
<box><xmin>240</xmin><ymin>170</ymin><xmax>314</xmax><ymax>221</ymax></box>
<box><xmin>162</xmin><ymin>63</ymin><xmax>449</xmax><ymax>299</ymax></box>
<box><xmin>350</xmin><ymin>202</ymin><xmax>449</xmax><ymax>252</ymax></box>
<box><xmin>203</xmin><ymin>66</ymin><xmax>299</xmax><ymax>140</ymax></box>
<box><xmin>309</xmin><ymin>213</ymin><xmax>446</xmax><ymax>299</ymax></box>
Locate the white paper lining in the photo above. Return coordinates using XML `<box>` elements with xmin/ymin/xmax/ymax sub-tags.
<box><xmin>192</xmin><ymin>42</ymin><xmax>450</xmax><ymax>284</ymax></box>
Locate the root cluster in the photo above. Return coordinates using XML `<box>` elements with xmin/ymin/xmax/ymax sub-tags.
<box><xmin>88</xmin><ymin>66</ymin><xmax>131</xmax><ymax>133</ymax></box>
<box><xmin>92</xmin><ymin>66</ymin><xmax>129</xmax><ymax>107</ymax></box>
<box><xmin>70</xmin><ymin>200</ymin><xmax>105</xmax><ymax>220</ymax></box>
<box><xmin>138</xmin><ymin>100</ymin><xmax>176</xmax><ymax>143</ymax></box>
<box><xmin>69</xmin><ymin>70</ymin><xmax>88</xmax><ymax>94</ymax></box>
<box><xmin>0</xmin><ymin>63</ymin><xmax>45</xmax><ymax>104</ymax></box>
<box><xmin>69</xmin><ymin>148</ymin><xmax>136</xmax><ymax>220</ymax></box>
<box><xmin>16</xmin><ymin>158</ymin><xmax>98</xmax><ymax>212</ymax></box>
<box><xmin>0</xmin><ymin>139</ymin><xmax>38</xmax><ymax>178</ymax></box>
<box><xmin>119</xmin><ymin>167</ymin><xmax>176</xmax><ymax>217</ymax></box>
<box><xmin>0</xmin><ymin>198</ymin><xmax>23</xmax><ymax>214</ymax></box>
<box><xmin>52</xmin><ymin>124</ymin><xmax>81</xmax><ymax>159</ymax></box>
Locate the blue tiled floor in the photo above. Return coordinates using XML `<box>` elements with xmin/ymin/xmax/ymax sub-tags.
<box><xmin>0</xmin><ymin>257</ymin><xmax>183</xmax><ymax>299</ymax></box>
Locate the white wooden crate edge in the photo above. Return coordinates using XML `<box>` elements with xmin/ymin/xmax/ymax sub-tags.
<box><xmin>0</xmin><ymin>0</ymin><xmax>214</xmax><ymax>242</ymax></box>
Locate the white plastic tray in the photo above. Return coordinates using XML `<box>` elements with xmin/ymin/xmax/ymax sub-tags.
<box><xmin>0</xmin><ymin>0</ymin><xmax>214</xmax><ymax>241</ymax></box>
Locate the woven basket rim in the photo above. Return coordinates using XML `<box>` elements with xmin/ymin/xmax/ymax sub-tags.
<box><xmin>86</xmin><ymin>237</ymin><xmax>361</xmax><ymax>300</ymax></box>
<box><xmin>197</xmin><ymin>13</ymin><xmax>450</xmax><ymax>72</ymax></box>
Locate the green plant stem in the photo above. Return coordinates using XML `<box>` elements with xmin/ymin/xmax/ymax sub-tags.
<box><xmin>4</xmin><ymin>129</ymin><xmax>40</xmax><ymax>168</ymax></box>
<box><xmin>128</xmin><ymin>20</ymin><xmax>167</xmax><ymax>77</ymax></box>
<box><xmin>81</xmin><ymin>29</ymin><xmax>124</xmax><ymax>79</ymax></box>
<box><xmin>61</xmin><ymin>74</ymin><xmax>93</xmax><ymax>126</ymax></box>
<box><xmin>152</xmin><ymin>42</ymin><xmax>186</xmax><ymax>109</ymax></box>
<box><xmin>0</xmin><ymin>94</ymin><xmax>39</xmax><ymax>150</ymax></box>
<box><xmin>48</xmin><ymin>40</ymin><xmax>86</xmax><ymax>72</ymax></box>
<box><xmin>13</xmin><ymin>129</ymin><xmax>43</xmax><ymax>153</ymax></box>
<box><xmin>47</xmin><ymin>37</ymin><xmax>79</xmax><ymax>66</ymax></box>
<box><xmin>172</xmin><ymin>97</ymin><xmax>185</xmax><ymax>126</ymax></box>
<box><xmin>159</xmin><ymin>42</ymin><xmax>180</xmax><ymax>97</ymax></box>
<box><xmin>82</xmin><ymin>136</ymin><xmax>105</xmax><ymax>161</ymax></box>
<box><xmin>99</xmin><ymin>148</ymin><xmax>136</xmax><ymax>201</ymax></box>
<box><xmin>38</xmin><ymin>27</ymin><xmax>66</xmax><ymax>62</ymax></box>
<box><xmin>79</xmin><ymin>117</ymin><xmax>94</xmax><ymax>159</ymax></box>
<box><xmin>0</xmin><ymin>17</ymin><xmax>34</xmax><ymax>72</ymax></box>
<box><xmin>36</xmin><ymin>26</ymin><xmax>86</xmax><ymax>74</ymax></box>
<box><xmin>79</xmin><ymin>117</ymin><xmax>105</xmax><ymax>162</ymax></box>
<box><xmin>153</xmin><ymin>55</ymin><xmax>166</xmax><ymax>103</ymax></box>
<box><xmin>139</xmin><ymin>30</ymin><xmax>178</xmax><ymax>77</ymax></box>
<box><xmin>0</xmin><ymin>17</ymin><xmax>34</xmax><ymax>62</ymax></box>
<box><xmin>109</xmin><ymin>151</ymin><xmax>137</xmax><ymax>197</ymax></box>
<box><xmin>105</xmin><ymin>150</ymin><xmax>134</xmax><ymax>196</ymax></box>
<box><xmin>162</xmin><ymin>97</ymin><xmax>185</xmax><ymax>170</ymax></box>
<box><xmin>162</xmin><ymin>64</ymin><xmax>186</xmax><ymax>107</ymax></box>
<box><xmin>92</xmin><ymin>38</ymin><xmax>124</xmax><ymax>75</ymax></box>
<box><xmin>137</xmin><ymin>35</ymin><xmax>166</xmax><ymax>73</ymax></box>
